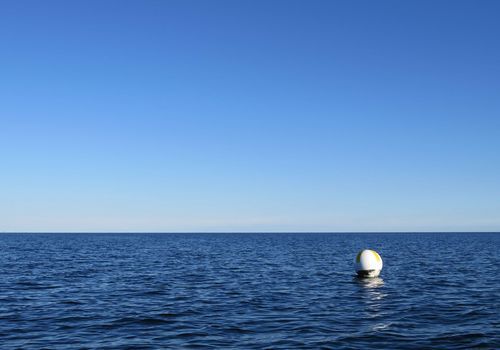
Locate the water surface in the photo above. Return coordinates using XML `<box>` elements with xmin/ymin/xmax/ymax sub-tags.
<box><xmin>0</xmin><ymin>233</ymin><xmax>498</xmax><ymax>349</ymax></box>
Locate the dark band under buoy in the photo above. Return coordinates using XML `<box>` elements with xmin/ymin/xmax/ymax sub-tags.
<box><xmin>356</xmin><ymin>270</ymin><xmax>376</xmax><ymax>277</ymax></box>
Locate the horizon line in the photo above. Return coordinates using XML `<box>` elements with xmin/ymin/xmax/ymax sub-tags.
<box><xmin>1</xmin><ymin>231</ymin><xmax>499</xmax><ymax>234</ymax></box>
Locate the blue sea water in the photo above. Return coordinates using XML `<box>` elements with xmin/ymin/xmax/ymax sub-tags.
<box><xmin>0</xmin><ymin>232</ymin><xmax>498</xmax><ymax>349</ymax></box>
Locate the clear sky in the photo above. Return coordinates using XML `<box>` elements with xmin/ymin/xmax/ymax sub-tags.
<box><xmin>1</xmin><ymin>0</ymin><xmax>499</xmax><ymax>232</ymax></box>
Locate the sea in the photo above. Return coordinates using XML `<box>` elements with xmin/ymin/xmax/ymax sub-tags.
<box><xmin>0</xmin><ymin>232</ymin><xmax>498</xmax><ymax>349</ymax></box>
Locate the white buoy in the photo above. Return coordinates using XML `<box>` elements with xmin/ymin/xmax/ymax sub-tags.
<box><xmin>355</xmin><ymin>249</ymin><xmax>383</xmax><ymax>278</ymax></box>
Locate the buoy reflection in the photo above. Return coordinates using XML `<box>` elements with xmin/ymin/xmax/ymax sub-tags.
<box><xmin>356</xmin><ymin>277</ymin><xmax>384</xmax><ymax>289</ymax></box>
<box><xmin>355</xmin><ymin>277</ymin><xmax>386</xmax><ymax>305</ymax></box>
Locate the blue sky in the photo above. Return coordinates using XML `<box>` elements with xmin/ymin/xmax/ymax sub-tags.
<box><xmin>1</xmin><ymin>0</ymin><xmax>499</xmax><ymax>232</ymax></box>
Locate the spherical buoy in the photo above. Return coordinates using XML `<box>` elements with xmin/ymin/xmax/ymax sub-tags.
<box><xmin>355</xmin><ymin>249</ymin><xmax>383</xmax><ymax>278</ymax></box>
